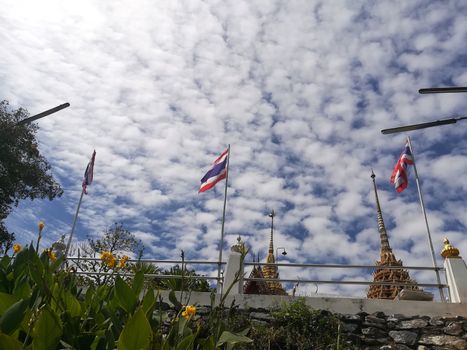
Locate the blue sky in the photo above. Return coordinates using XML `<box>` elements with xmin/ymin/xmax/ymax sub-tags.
<box><xmin>1</xmin><ymin>0</ymin><xmax>466</xmax><ymax>298</ymax></box>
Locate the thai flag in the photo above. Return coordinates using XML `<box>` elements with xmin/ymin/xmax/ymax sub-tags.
<box><xmin>82</xmin><ymin>150</ymin><xmax>96</xmax><ymax>194</ymax></box>
<box><xmin>390</xmin><ymin>142</ymin><xmax>413</xmax><ymax>193</ymax></box>
<box><xmin>199</xmin><ymin>148</ymin><xmax>229</xmax><ymax>193</ymax></box>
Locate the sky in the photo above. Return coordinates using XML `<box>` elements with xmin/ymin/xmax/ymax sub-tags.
<box><xmin>1</xmin><ymin>0</ymin><xmax>466</xmax><ymax>299</ymax></box>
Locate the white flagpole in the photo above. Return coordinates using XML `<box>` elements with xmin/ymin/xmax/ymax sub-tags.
<box><xmin>64</xmin><ymin>188</ymin><xmax>85</xmax><ymax>258</ymax></box>
<box><xmin>406</xmin><ymin>136</ymin><xmax>445</xmax><ymax>301</ymax></box>
<box><xmin>217</xmin><ymin>144</ymin><xmax>230</xmax><ymax>294</ymax></box>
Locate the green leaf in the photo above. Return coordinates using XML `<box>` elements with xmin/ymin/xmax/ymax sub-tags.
<box><xmin>117</xmin><ymin>308</ymin><xmax>152</xmax><ymax>350</ymax></box>
<box><xmin>0</xmin><ymin>299</ymin><xmax>28</xmax><ymax>334</ymax></box>
<box><xmin>11</xmin><ymin>246</ymin><xmax>30</xmax><ymax>278</ymax></box>
<box><xmin>0</xmin><ymin>333</ymin><xmax>22</xmax><ymax>350</ymax></box>
<box><xmin>141</xmin><ymin>289</ymin><xmax>155</xmax><ymax>317</ymax></box>
<box><xmin>115</xmin><ymin>276</ymin><xmax>137</xmax><ymax>314</ymax></box>
<box><xmin>32</xmin><ymin>307</ymin><xmax>62</xmax><ymax>350</ymax></box>
<box><xmin>216</xmin><ymin>331</ymin><xmax>253</xmax><ymax>350</ymax></box>
<box><xmin>13</xmin><ymin>275</ymin><xmax>31</xmax><ymax>299</ymax></box>
<box><xmin>0</xmin><ymin>291</ymin><xmax>19</xmax><ymax>314</ymax></box>
<box><xmin>168</xmin><ymin>290</ymin><xmax>182</xmax><ymax>309</ymax></box>
<box><xmin>175</xmin><ymin>334</ymin><xmax>194</xmax><ymax>350</ymax></box>
<box><xmin>63</xmin><ymin>290</ymin><xmax>82</xmax><ymax>317</ymax></box>
<box><xmin>198</xmin><ymin>336</ymin><xmax>216</xmax><ymax>350</ymax></box>
<box><xmin>132</xmin><ymin>270</ymin><xmax>144</xmax><ymax>296</ymax></box>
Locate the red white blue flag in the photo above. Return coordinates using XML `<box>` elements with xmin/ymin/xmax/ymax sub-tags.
<box><xmin>390</xmin><ymin>142</ymin><xmax>413</xmax><ymax>193</ymax></box>
<box><xmin>82</xmin><ymin>150</ymin><xmax>96</xmax><ymax>194</ymax></box>
<box><xmin>199</xmin><ymin>148</ymin><xmax>228</xmax><ymax>193</ymax></box>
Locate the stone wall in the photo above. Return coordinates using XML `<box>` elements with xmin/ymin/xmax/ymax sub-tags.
<box><xmin>337</xmin><ymin>312</ymin><xmax>467</xmax><ymax>350</ymax></box>
<box><xmin>246</xmin><ymin>309</ymin><xmax>467</xmax><ymax>349</ymax></box>
<box><xmin>159</xmin><ymin>298</ymin><xmax>467</xmax><ymax>349</ymax></box>
<box><xmin>244</xmin><ymin>308</ymin><xmax>467</xmax><ymax>349</ymax></box>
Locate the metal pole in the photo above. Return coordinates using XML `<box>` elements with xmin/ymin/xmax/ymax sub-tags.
<box><xmin>406</xmin><ymin>136</ymin><xmax>445</xmax><ymax>301</ymax></box>
<box><xmin>217</xmin><ymin>144</ymin><xmax>230</xmax><ymax>293</ymax></box>
<box><xmin>16</xmin><ymin>103</ymin><xmax>70</xmax><ymax>126</ymax></box>
<box><xmin>64</xmin><ymin>188</ymin><xmax>85</xmax><ymax>258</ymax></box>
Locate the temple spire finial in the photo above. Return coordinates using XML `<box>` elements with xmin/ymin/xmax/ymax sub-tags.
<box><xmin>268</xmin><ymin>209</ymin><xmax>275</xmax><ymax>255</ymax></box>
<box><xmin>367</xmin><ymin>171</ymin><xmax>420</xmax><ymax>300</ymax></box>
<box><xmin>371</xmin><ymin>171</ymin><xmax>391</xmax><ymax>252</ymax></box>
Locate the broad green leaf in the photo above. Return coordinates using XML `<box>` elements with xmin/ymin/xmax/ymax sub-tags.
<box><xmin>141</xmin><ymin>289</ymin><xmax>155</xmax><ymax>317</ymax></box>
<box><xmin>11</xmin><ymin>247</ymin><xmax>30</xmax><ymax>277</ymax></box>
<box><xmin>63</xmin><ymin>290</ymin><xmax>82</xmax><ymax>317</ymax></box>
<box><xmin>216</xmin><ymin>331</ymin><xmax>253</xmax><ymax>350</ymax></box>
<box><xmin>0</xmin><ymin>299</ymin><xmax>28</xmax><ymax>334</ymax></box>
<box><xmin>0</xmin><ymin>292</ymin><xmax>19</xmax><ymax>314</ymax></box>
<box><xmin>117</xmin><ymin>308</ymin><xmax>152</xmax><ymax>350</ymax></box>
<box><xmin>0</xmin><ymin>333</ymin><xmax>22</xmax><ymax>350</ymax></box>
<box><xmin>238</xmin><ymin>327</ymin><xmax>250</xmax><ymax>336</ymax></box>
<box><xmin>132</xmin><ymin>270</ymin><xmax>144</xmax><ymax>296</ymax></box>
<box><xmin>198</xmin><ymin>336</ymin><xmax>216</xmax><ymax>350</ymax></box>
<box><xmin>175</xmin><ymin>334</ymin><xmax>194</xmax><ymax>350</ymax></box>
<box><xmin>32</xmin><ymin>307</ymin><xmax>62</xmax><ymax>350</ymax></box>
<box><xmin>13</xmin><ymin>275</ymin><xmax>31</xmax><ymax>299</ymax></box>
<box><xmin>168</xmin><ymin>290</ymin><xmax>182</xmax><ymax>309</ymax></box>
<box><xmin>115</xmin><ymin>276</ymin><xmax>137</xmax><ymax>314</ymax></box>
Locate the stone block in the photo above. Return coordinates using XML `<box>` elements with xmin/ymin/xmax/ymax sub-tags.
<box><xmin>444</xmin><ymin>322</ymin><xmax>464</xmax><ymax>336</ymax></box>
<box><xmin>388</xmin><ymin>330</ymin><xmax>418</xmax><ymax>346</ymax></box>
<box><xmin>397</xmin><ymin>319</ymin><xmax>428</xmax><ymax>329</ymax></box>
<box><xmin>362</xmin><ymin>327</ymin><xmax>387</xmax><ymax>338</ymax></box>
<box><xmin>341</xmin><ymin>322</ymin><xmax>359</xmax><ymax>333</ymax></box>
<box><xmin>365</xmin><ymin>315</ymin><xmax>387</xmax><ymax>329</ymax></box>
<box><xmin>419</xmin><ymin>334</ymin><xmax>467</xmax><ymax>349</ymax></box>
<box><xmin>429</xmin><ymin>316</ymin><xmax>445</xmax><ymax>326</ymax></box>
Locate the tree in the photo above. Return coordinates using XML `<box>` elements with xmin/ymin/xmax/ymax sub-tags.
<box><xmin>0</xmin><ymin>222</ymin><xmax>15</xmax><ymax>254</ymax></box>
<box><xmin>72</xmin><ymin>223</ymin><xmax>144</xmax><ymax>285</ymax></box>
<box><xmin>0</xmin><ymin>100</ymin><xmax>63</xmax><ymax>251</ymax></box>
<box><xmin>155</xmin><ymin>264</ymin><xmax>212</xmax><ymax>292</ymax></box>
<box><xmin>86</xmin><ymin>222</ymin><xmax>143</xmax><ymax>256</ymax></box>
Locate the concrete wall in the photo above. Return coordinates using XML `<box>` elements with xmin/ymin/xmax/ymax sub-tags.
<box><xmin>159</xmin><ymin>290</ymin><xmax>467</xmax><ymax>318</ymax></box>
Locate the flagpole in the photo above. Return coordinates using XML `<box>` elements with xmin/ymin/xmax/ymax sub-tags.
<box><xmin>406</xmin><ymin>136</ymin><xmax>445</xmax><ymax>301</ymax></box>
<box><xmin>64</xmin><ymin>188</ymin><xmax>85</xmax><ymax>258</ymax></box>
<box><xmin>217</xmin><ymin>144</ymin><xmax>230</xmax><ymax>294</ymax></box>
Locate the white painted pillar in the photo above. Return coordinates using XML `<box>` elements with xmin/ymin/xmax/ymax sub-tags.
<box><xmin>222</xmin><ymin>250</ymin><xmax>244</xmax><ymax>295</ymax></box>
<box><xmin>444</xmin><ymin>257</ymin><xmax>467</xmax><ymax>303</ymax></box>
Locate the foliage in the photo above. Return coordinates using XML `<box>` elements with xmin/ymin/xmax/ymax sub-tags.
<box><xmin>71</xmin><ymin>223</ymin><xmax>143</xmax><ymax>285</ymax></box>
<box><xmin>87</xmin><ymin>222</ymin><xmax>143</xmax><ymax>256</ymax></box>
<box><xmin>0</xmin><ymin>243</ymin><xmax>252</xmax><ymax>349</ymax></box>
<box><xmin>153</xmin><ymin>265</ymin><xmax>212</xmax><ymax>292</ymax></box>
<box><xmin>0</xmin><ymin>222</ymin><xmax>15</xmax><ymax>254</ymax></box>
<box><xmin>240</xmin><ymin>298</ymin><xmax>346</xmax><ymax>350</ymax></box>
<box><xmin>0</xmin><ymin>100</ymin><xmax>63</xmax><ymax>246</ymax></box>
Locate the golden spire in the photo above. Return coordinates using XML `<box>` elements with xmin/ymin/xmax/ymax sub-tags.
<box><xmin>261</xmin><ymin>210</ymin><xmax>286</xmax><ymax>295</ymax></box>
<box><xmin>267</xmin><ymin>210</ymin><xmax>275</xmax><ymax>263</ymax></box>
<box><xmin>367</xmin><ymin>171</ymin><xmax>418</xmax><ymax>299</ymax></box>
<box><xmin>371</xmin><ymin>171</ymin><xmax>391</xmax><ymax>253</ymax></box>
<box><xmin>441</xmin><ymin>237</ymin><xmax>460</xmax><ymax>259</ymax></box>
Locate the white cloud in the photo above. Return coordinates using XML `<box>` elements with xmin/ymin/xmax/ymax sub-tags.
<box><xmin>2</xmin><ymin>0</ymin><xmax>466</xmax><ymax>298</ymax></box>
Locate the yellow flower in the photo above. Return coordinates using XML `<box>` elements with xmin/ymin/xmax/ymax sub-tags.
<box><xmin>100</xmin><ymin>251</ymin><xmax>116</xmax><ymax>268</ymax></box>
<box><xmin>13</xmin><ymin>243</ymin><xmax>22</xmax><ymax>254</ymax></box>
<box><xmin>47</xmin><ymin>249</ymin><xmax>57</xmax><ymax>262</ymax></box>
<box><xmin>117</xmin><ymin>255</ymin><xmax>129</xmax><ymax>269</ymax></box>
<box><xmin>181</xmin><ymin>305</ymin><xmax>197</xmax><ymax>319</ymax></box>
<box><xmin>38</xmin><ymin>221</ymin><xmax>45</xmax><ymax>232</ymax></box>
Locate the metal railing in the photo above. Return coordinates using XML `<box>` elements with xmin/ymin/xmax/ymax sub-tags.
<box><xmin>243</xmin><ymin>261</ymin><xmax>449</xmax><ymax>295</ymax></box>
<box><xmin>66</xmin><ymin>256</ymin><xmax>224</xmax><ymax>281</ymax></box>
<box><xmin>66</xmin><ymin>257</ymin><xmax>448</xmax><ymax>296</ymax></box>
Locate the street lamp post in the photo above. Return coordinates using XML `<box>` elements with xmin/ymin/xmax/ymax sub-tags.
<box><xmin>419</xmin><ymin>87</ymin><xmax>467</xmax><ymax>94</ymax></box>
<box><xmin>381</xmin><ymin>87</ymin><xmax>467</xmax><ymax>134</ymax></box>
<box><xmin>15</xmin><ymin>103</ymin><xmax>70</xmax><ymax>126</ymax></box>
<box><xmin>276</xmin><ymin>247</ymin><xmax>287</xmax><ymax>261</ymax></box>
